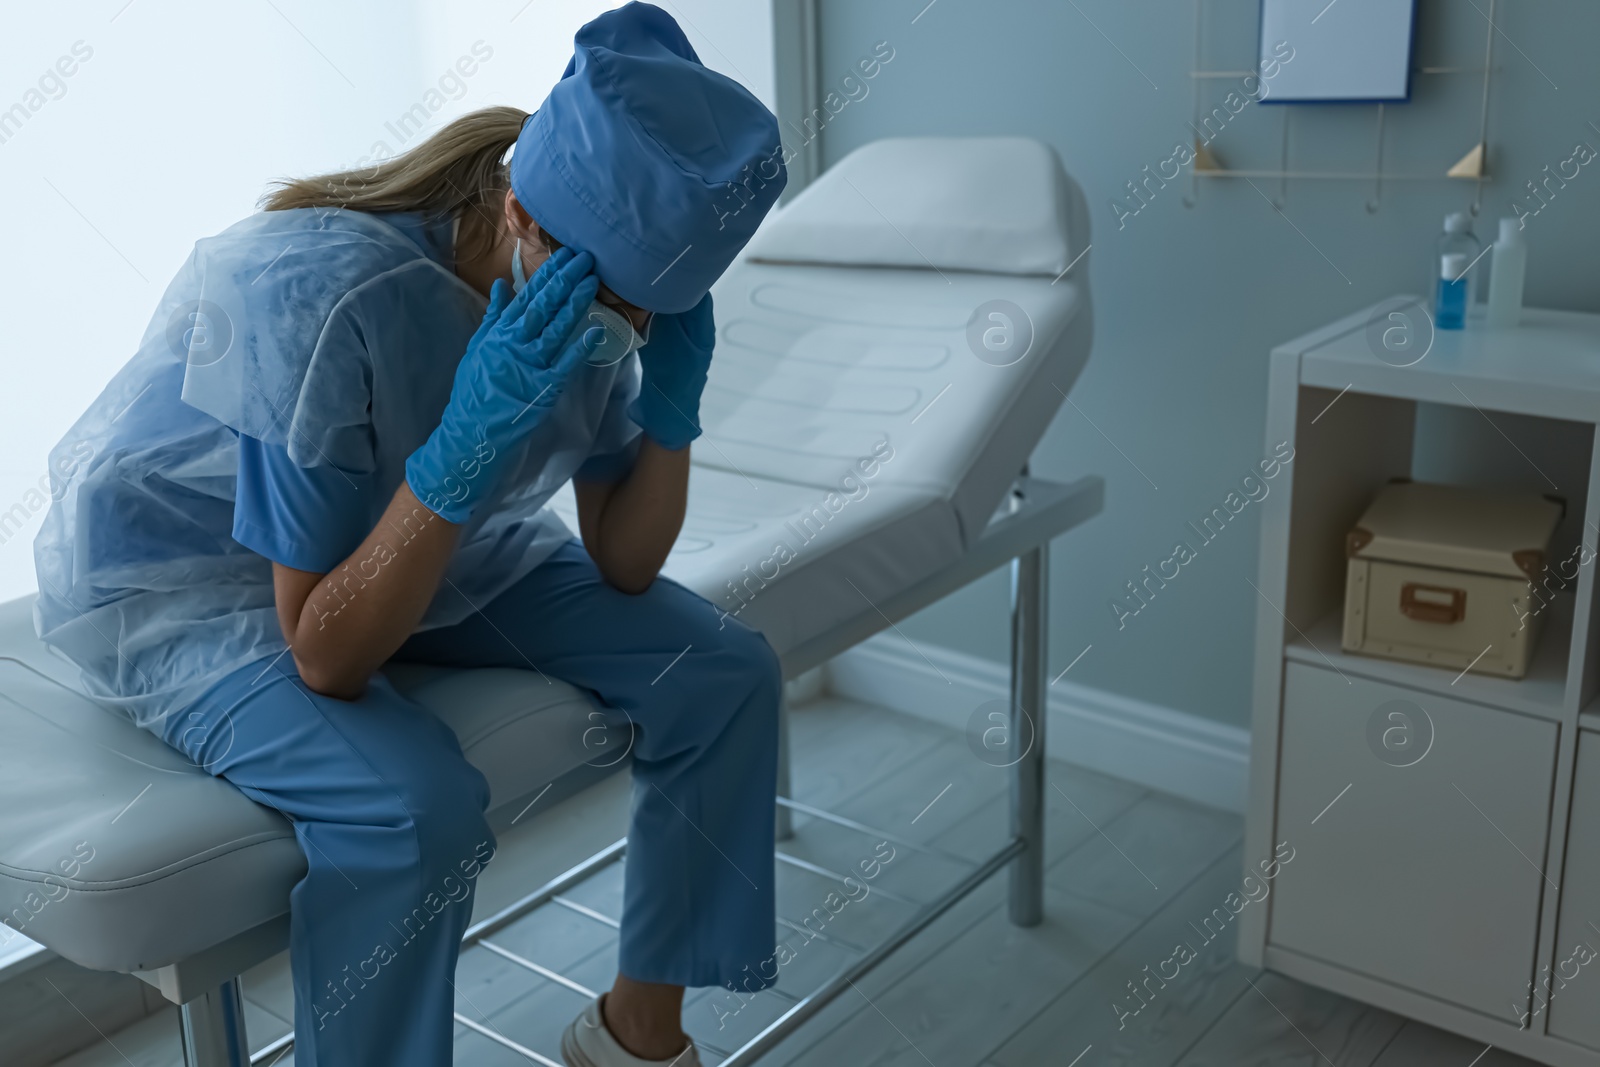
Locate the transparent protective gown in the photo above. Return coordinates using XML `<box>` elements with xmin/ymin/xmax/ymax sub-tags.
<box><xmin>33</xmin><ymin>208</ymin><xmax>640</xmax><ymax>729</ymax></box>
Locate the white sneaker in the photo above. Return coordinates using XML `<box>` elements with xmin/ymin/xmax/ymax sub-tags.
<box><xmin>561</xmin><ymin>994</ymin><xmax>702</xmax><ymax>1067</ymax></box>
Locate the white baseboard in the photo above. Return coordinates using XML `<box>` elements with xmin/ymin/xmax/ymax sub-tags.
<box><xmin>826</xmin><ymin>634</ymin><xmax>1250</xmax><ymax>813</ymax></box>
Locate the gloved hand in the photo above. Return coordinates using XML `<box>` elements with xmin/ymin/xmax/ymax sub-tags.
<box><xmin>627</xmin><ymin>293</ymin><xmax>715</xmax><ymax>451</ymax></box>
<box><xmin>406</xmin><ymin>247</ymin><xmax>602</xmax><ymax>523</ymax></box>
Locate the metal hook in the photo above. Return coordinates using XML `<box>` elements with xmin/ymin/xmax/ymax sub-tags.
<box><xmin>1367</xmin><ymin>104</ymin><xmax>1386</xmax><ymax>213</ymax></box>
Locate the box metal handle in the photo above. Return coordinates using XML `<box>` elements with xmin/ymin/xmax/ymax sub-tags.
<box><xmin>1400</xmin><ymin>582</ymin><xmax>1466</xmax><ymax>624</ymax></box>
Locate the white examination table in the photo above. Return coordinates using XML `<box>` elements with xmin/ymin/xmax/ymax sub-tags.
<box><xmin>0</xmin><ymin>136</ymin><xmax>1099</xmax><ymax>1066</ymax></box>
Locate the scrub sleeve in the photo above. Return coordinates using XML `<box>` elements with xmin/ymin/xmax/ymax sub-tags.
<box><xmin>573</xmin><ymin>358</ymin><xmax>646</xmax><ymax>485</ymax></box>
<box><xmin>232</xmin><ymin>435</ymin><xmax>379</xmax><ymax>572</ymax></box>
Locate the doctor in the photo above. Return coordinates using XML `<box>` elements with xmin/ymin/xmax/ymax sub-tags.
<box><xmin>34</xmin><ymin>5</ymin><xmax>786</xmax><ymax>1065</ymax></box>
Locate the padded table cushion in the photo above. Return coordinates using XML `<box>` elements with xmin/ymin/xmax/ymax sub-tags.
<box><xmin>0</xmin><ymin>597</ymin><xmax>608</xmax><ymax>973</ymax></box>
<box><xmin>698</xmin><ymin>261</ymin><xmax>1091</xmax><ymax>548</ymax></box>
<box><xmin>549</xmin><ymin>467</ymin><xmax>964</xmax><ymax>660</ymax></box>
<box><xmin>0</xmin><ymin>136</ymin><xmax>1093</xmax><ymax>980</ymax></box>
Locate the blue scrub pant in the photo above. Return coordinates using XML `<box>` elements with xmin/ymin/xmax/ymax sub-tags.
<box><xmin>152</xmin><ymin>539</ymin><xmax>781</xmax><ymax>1067</ymax></box>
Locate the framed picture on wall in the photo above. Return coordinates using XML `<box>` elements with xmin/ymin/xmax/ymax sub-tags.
<box><xmin>1258</xmin><ymin>0</ymin><xmax>1417</xmax><ymax>103</ymax></box>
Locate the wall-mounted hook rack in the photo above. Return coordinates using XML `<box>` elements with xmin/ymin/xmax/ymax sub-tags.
<box><xmin>1183</xmin><ymin>0</ymin><xmax>1497</xmax><ymax>213</ymax></box>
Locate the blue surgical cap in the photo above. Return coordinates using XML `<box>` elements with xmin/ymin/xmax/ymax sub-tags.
<box><xmin>511</xmin><ymin>2</ymin><xmax>787</xmax><ymax>314</ymax></box>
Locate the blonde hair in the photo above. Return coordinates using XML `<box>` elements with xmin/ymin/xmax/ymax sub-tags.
<box><xmin>260</xmin><ymin>106</ymin><xmax>529</xmax><ymax>262</ymax></box>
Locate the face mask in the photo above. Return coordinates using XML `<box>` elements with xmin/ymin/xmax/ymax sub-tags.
<box><xmin>582</xmin><ymin>301</ymin><xmax>647</xmax><ymax>366</ymax></box>
<box><xmin>513</xmin><ymin>238</ymin><xmax>645</xmax><ymax>367</ymax></box>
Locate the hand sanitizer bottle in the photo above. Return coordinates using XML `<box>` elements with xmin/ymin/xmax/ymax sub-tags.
<box><xmin>1435</xmin><ymin>212</ymin><xmax>1479</xmax><ymax>330</ymax></box>
<box><xmin>1486</xmin><ymin>217</ymin><xmax>1527</xmax><ymax>328</ymax></box>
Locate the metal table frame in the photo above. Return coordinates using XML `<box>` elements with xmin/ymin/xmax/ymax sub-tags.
<box><xmin>216</xmin><ymin>471</ymin><xmax>1102</xmax><ymax>1067</ymax></box>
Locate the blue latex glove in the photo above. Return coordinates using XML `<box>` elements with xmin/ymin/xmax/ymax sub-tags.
<box><xmin>627</xmin><ymin>293</ymin><xmax>714</xmax><ymax>452</ymax></box>
<box><xmin>406</xmin><ymin>248</ymin><xmax>601</xmax><ymax>523</ymax></box>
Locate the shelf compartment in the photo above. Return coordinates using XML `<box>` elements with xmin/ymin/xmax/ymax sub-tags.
<box><xmin>1546</xmin><ymin>730</ymin><xmax>1600</xmax><ymax>1050</ymax></box>
<box><xmin>1269</xmin><ymin>662</ymin><xmax>1558</xmax><ymax>1021</ymax></box>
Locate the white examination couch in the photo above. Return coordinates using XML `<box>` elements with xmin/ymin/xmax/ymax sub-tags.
<box><xmin>0</xmin><ymin>136</ymin><xmax>1099</xmax><ymax>1066</ymax></box>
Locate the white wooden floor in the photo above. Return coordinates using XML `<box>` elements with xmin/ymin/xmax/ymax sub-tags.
<box><xmin>50</xmin><ymin>695</ymin><xmax>1540</xmax><ymax>1067</ymax></box>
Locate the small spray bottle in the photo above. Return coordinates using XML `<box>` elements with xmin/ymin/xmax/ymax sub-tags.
<box><xmin>1434</xmin><ymin>212</ymin><xmax>1480</xmax><ymax>330</ymax></box>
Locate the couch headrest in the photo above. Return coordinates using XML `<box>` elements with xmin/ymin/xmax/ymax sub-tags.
<box><xmin>744</xmin><ymin>136</ymin><xmax>1088</xmax><ymax>278</ymax></box>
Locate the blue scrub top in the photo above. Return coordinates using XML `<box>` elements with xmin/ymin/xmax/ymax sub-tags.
<box><xmin>233</xmin><ymin>432</ymin><xmax>638</xmax><ymax>574</ymax></box>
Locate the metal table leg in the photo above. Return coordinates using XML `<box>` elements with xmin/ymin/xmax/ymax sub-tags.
<box><xmin>180</xmin><ymin>978</ymin><xmax>250</xmax><ymax>1067</ymax></box>
<box><xmin>1009</xmin><ymin>539</ymin><xmax>1048</xmax><ymax>928</ymax></box>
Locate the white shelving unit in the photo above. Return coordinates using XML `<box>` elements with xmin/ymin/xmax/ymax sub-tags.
<box><xmin>1240</xmin><ymin>298</ymin><xmax>1600</xmax><ymax>1066</ymax></box>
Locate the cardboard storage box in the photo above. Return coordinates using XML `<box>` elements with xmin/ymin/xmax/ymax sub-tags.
<box><xmin>1343</xmin><ymin>481</ymin><xmax>1564</xmax><ymax>679</ymax></box>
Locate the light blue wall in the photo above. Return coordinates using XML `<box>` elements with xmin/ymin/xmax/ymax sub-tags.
<box><xmin>812</xmin><ymin>0</ymin><xmax>1600</xmax><ymax>728</ymax></box>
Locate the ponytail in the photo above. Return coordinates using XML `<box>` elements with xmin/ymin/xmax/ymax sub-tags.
<box><xmin>261</xmin><ymin>105</ymin><xmax>528</xmax><ymax>262</ymax></box>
